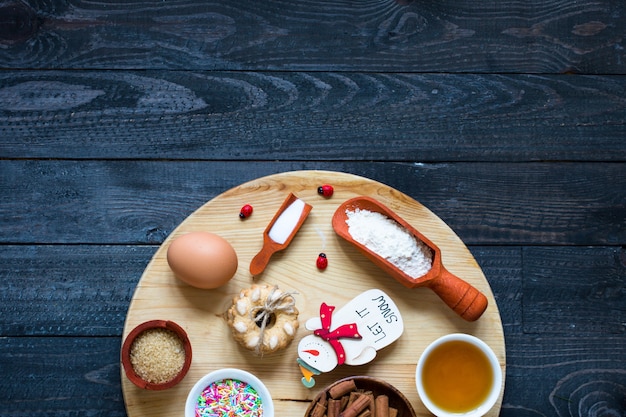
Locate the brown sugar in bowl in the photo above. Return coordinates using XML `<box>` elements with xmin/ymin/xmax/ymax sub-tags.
<box><xmin>121</xmin><ymin>320</ymin><xmax>192</xmax><ymax>390</ymax></box>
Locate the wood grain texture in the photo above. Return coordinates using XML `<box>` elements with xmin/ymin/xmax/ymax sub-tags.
<box><xmin>0</xmin><ymin>0</ymin><xmax>624</xmax><ymax>73</ymax></box>
<box><xmin>2</xmin><ymin>246</ymin><xmax>624</xmax><ymax>416</ymax></box>
<box><xmin>502</xmin><ymin>334</ymin><xmax>626</xmax><ymax>417</ymax></box>
<box><xmin>523</xmin><ymin>246</ymin><xmax>626</xmax><ymax>334</ymax></box>
<box><xmin>121</xmin><ymin>170</ymin><xmax>505</xmax><ymax>417</ymax></box>
<box><xmin>0</xmin><ymin>337</ymin><xmax>128</xmax><ymax>417</ymax></box>
<box><xmin>1</xmin><ymin>0</ymin><xmax>625</xmax><ymax>414</ymax></box>
<box><xmin>0</xmin><ymin>71</ymin><xmax>624</xmax><ymax>161</ymax></box>
<box><xmin>2</xmin><ymin>161</ymin><xmax>624</xmax><ymax>245</ymax></box>
<box><xmin>4</xmin><ymin>247</ymin><xmax>517</xmax><ymax>338</ymax></box>
<box><xmin>0</xmin><ymin>245</ymin><xmax>150</xmax><ymax>337</ymax></box>
<box><xmin>3</xmin><ymin>335</ymin><xmax>624</xmax><ymax>417</ymax></box>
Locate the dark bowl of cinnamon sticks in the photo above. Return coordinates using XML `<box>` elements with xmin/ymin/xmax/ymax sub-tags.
<box><xmin>305</xmin><ymin>376</ymin><xmax>417</xmax><ymax>417</ymax></box>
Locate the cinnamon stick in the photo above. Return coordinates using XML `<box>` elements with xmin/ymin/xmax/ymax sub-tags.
<box><xmin>328</xmin><ymin>398</ymin><xmax>342</xmax><ymax>417</ymax></box>
<box><xmin>311</xmin><ymin>401</ymin><xmax>327</xmax><ymax>417</ymax></box>
<box><xmin>347</xmin><ymin>392</ymin><xmax>360</xmax><ymax>408</ymax></box>
<box><xmin>329</xmin><ymin>379</ymin><xmax>358</xmax><ymax>399</ymax></box>
<box><xmin>367</xmin><ymin>393</ymin><xmax>376</xmax><ymax>417</ymax></box>
<box><xmin>338</xmin><ymin>394</ymin><xmax>370</xmax><ymax>417</ymax></box>
<box><xmin>340</xmin><ymin>395</ymin><xmax>350</xmax><ymax>410</ymax></box>
<box><xmin>375</xmin><ymin>395</ymin><xmax>389</xmax><ymax>417</ymax></box>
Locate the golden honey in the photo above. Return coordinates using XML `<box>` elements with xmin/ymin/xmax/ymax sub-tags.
<box><xmin>421</xmin><ymin>340</ymin><xmax>493</xmax><ymax>413</ymax></box>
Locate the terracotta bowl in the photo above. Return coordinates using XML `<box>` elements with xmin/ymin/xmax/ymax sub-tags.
<box><xmin>304</xmin><ymin>376</ymin><xmax>417</xmax><ymax>417</ymax></box>
<box><xmin>121</xmin><ymin>319</ymin><xmax>192</xmax><ymax>390</ymax></box>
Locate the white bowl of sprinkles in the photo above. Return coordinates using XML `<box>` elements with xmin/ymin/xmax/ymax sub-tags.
<box><xmin>185</xmin><ymin>368</ymin><xmax>274</xmax><ymax>417</ymax></box>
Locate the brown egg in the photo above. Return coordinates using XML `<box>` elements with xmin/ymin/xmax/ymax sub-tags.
<box><xmin>166</xmin><ymin>232</ymin><xmax>238</xmax><ymax>289</ymax></box>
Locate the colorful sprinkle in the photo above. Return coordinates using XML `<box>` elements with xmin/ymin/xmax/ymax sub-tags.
<box><xmin>196</xmin><ymin>378</ymin><xmax>263</xmax><ymax>417</ymax></box>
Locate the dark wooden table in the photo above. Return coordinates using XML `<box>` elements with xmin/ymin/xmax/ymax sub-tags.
<box><xmin>1</xmin><ymin>1</ymin><xmax>625</xmax><ymax>416</ymax></box>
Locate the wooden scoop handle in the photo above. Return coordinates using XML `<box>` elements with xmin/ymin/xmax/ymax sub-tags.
<box><xmin>249</xmin><ymin>238</ymin><xmax>281</xmax><ymax>276</ymax></box>
<box><xmin>428</xmin><ymin>268</ymin><xmax>488</xmax><ymax>321</ymax></box>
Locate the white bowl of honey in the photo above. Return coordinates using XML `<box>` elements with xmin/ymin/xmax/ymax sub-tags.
<box><xmin>416</xmin><ymin>333</ymin><xmax>502</xmax><ymax>417</ymax></box>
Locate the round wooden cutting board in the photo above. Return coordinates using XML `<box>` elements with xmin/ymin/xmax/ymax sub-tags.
<box><xmin>121</xmin><ymin>170</ymin><xmax>505</xmax><ymax>417</ymax></box>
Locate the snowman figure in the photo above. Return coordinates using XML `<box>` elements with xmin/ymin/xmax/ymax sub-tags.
<box><xmin>297</xmin><ymin>289</ymin><xmax>404</xmax><ymax>387</ymax></box>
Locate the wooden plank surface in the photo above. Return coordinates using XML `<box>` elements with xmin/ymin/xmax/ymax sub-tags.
<box><xmin>121</xmin><ymin>170</ymin><xmax>505</xmax><ymax>417</ymax></box>
<box><xmin>3</xmin><ymin>245</ymin><xmax>625</xmax><ymax>416</ymax></box>
<box><xmin>1</xmin><ymin>72</ymin><xmax>624</xmax><ymax>161</ymax></box>
<box><xmin>1</xmin><ymin>0</ymin><xmax>625</xmax><ymax>415</ymax></box>
<box><xmin>0</xmin><ymin>337</ymin><xmax>128</xmax><ymax>417</ymax></box>
<box><xmin>2</xmin><ymin>161</ymin><xmax>623</xmax><ymax>245</ymax></box>
<box><xmin>1</xmin><ymin>0</ymin><xmax>624</xmax><ymax>73</ymax></box>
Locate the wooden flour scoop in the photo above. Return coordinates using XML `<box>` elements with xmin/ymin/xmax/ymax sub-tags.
<box><xmin>332</xmin><ymin>196</ymin><xmax>488</xmax><ymax>321</ymax></box>
<box><xmin>250</xmin><ymin>193</ymin><xmax>313</xmax><ymax>276</ymax></box>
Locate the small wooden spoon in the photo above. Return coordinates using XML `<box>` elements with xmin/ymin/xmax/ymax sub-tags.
<box><xmin>332</xmin><ymin>196</ymin><xmax>488</xmax><ymax>321</ymax></box>
<box><xmin>250</xmin><ymin>192</ymin><xmax>313</xmax><ymax>276</ymax></box>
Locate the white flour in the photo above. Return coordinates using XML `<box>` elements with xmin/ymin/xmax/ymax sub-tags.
<box><xmin>345</xmin><ymin>209</ymin><xmax>433</xmax><ymax>278</ymax></box>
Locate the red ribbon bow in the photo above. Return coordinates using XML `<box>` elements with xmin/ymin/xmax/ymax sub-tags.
<box><xmin>313</xmin><ymin>303</ymin><xmax>362</xmax><ymax>365</ymax></box>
